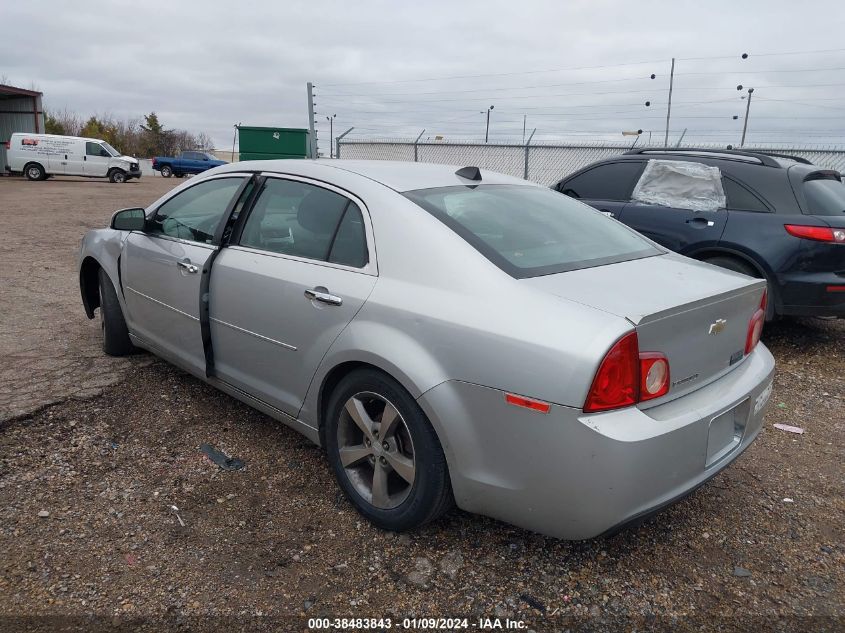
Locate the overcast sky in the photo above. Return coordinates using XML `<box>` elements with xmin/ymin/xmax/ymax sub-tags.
<box><xmin>4</xmin><ymin>0</ymin><xmax>845</xmax><ymax>153</ymax></box>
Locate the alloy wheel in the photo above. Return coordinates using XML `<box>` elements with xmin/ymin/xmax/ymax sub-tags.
<box><xmin>336</xmin><ymin>391</ymin><xmax>416</xmax><ymax>509</ymax></box>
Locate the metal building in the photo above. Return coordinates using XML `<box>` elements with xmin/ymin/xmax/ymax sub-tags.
<box><xmin>1</xmin><ymin>84</ymin><xmax>45</xmax><ymax>173</ymax></box>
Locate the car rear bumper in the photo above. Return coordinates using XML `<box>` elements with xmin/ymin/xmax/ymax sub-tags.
<box><xmin>418</xmin><ymin>344</ymin><xmax>775</xmax><ymax>540</ymax></box>
<box><xmin>778</xmin><ymin>270</ymin><xmax>845</xmax><ymax>317</ymax></box>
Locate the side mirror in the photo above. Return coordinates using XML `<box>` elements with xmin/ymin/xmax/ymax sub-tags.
<box><xmin>561</xmin><ymin>187</ymin><xmax>580</xmax><ymax>199</ymax></box>
<box><xmin>110</xmin><ymin>207</ymin><xmax>146</xmax><ymax>231</ymax></box>
<box><xmin>203</xmin><ymin>156</ymin><xmax>209</xmax><ymax>161</ymax></box>
<box><xmin>101</xmin><ymin>149</ymin><xmax>110</xmax><ymax>157</ymax></box>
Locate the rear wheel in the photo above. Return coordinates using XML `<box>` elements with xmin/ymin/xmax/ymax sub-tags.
<box><xmin>98</xmin><ymin>268</ymin><xmax>135</xmax><ymax>356</ymax></box>
<box><xmin>159</xmin><ymin>165</ymin><xmax>173</xmax><ymax>178</ymax></box>
<box><xmin>325</xmin><ymin>369</ymin><xmax>453</xmax><ymax>532</ymax></box>
<box><xmin>703</xmin><ymin>255</ymin><xmax>775</xmax><ymax>321</ymax></box>
<box><xmin>25</xmin><ymin>163</ymin><xmax>46</xmax><ymax>181</ymax></box>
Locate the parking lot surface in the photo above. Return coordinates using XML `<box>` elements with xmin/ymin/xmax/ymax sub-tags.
<box><xmin>0</xmin><ymin>176</ymin><xmax>843</xmax><ymax>631</ymax></box>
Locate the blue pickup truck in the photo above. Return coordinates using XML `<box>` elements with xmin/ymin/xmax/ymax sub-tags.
<box><xmin>151</xmin><ymin>151</ymin><xmax>227</xmax><ymax>178</ymax></box>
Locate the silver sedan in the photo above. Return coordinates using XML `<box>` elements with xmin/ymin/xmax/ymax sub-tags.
<box><xmin>78</xmin><ymin>160</ymin><xmax>775</xmax><ymax>539</ymax></box>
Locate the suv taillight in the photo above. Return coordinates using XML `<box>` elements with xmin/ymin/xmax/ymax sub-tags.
<box><xmin>745</xmin><ymin>289</ymin><xmax>767</xmax><ymax>354</ymax></box>
<box><xmin>2</xmin><ymin>141</ymin><xmax>9</xmax><ymax>150</ymax></box>
<box><xmin>785</xmin><ymin>224</ymin><xmax>845</xmax><ymax>243</ymax></box>
<box><xmin>583</xmin><ymin>332</ymin><xmax>670</xmax><ymax>413</ymax></box>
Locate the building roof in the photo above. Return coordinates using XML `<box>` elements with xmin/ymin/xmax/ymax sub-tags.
<box><xmin>0</xmin><ymin>84</ymin><xmax>43</xmax><ymax>98</ymax></box>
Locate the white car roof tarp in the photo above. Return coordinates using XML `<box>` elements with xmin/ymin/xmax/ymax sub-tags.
<box><xmin>632</xmin><ymin>159</ymin><xmax>726</xmax><ymax>212</ymax></box>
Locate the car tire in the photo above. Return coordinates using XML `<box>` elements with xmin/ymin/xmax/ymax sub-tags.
<box><xmin>108</xmin><ymin>169</ymin><xmax>127</xmax><ymax>184</ymax></box>
<box><xmin>160</xmin><ymin>165</ymin><xmax>173</xmax><ymax>178</ymax></box>
<box><xmin>98</xmin><ymin>268</ymin><xmax>135</xmax><ymax>356</ymax></box>
<box><xmin>703</xmin><ymin>256</ymin><xmax>775</xmax><ymax>321</ymax></box>
<box><xmin>24</xmin><ymin>163</ymin><xmax>46</xmax><ymax>181</ymax></box>
<box><xmin>325</xmin><ymin>369</ymin><xmax>453</xmax><ymax>532</ymax></box>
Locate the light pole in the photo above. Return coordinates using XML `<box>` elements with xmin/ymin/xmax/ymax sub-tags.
<box><xmin>481</xmin><ymin>105</ymin><xmax>494</xmax><ymax>143</ymax></box>
<box><xmin>326</xmin><ymin>114</ymin><xmax>336</xmax><ymax>158</ymax></box>
<box><xmin>739</xmin><ymin>87</ymin><xmax>754</xmax><ymax>147</ymax></box>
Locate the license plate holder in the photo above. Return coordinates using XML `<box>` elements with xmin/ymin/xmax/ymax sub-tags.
<box><xmin>706</xmin><ymin>399</ymin><xmax>749</xmax><ymax>467</ymax></box>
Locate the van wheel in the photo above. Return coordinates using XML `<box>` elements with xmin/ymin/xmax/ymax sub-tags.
<box><xmin>703</xmin><ymin>255</ymin><xmax>775</xmax><ymax>321</ymax></box>
<box><xmin>325</xmin><ymin>369</ymin><xmax>453</xmax><ymax>532</ymax></box>
<box><xmin>25</xmin><ymin>163</ymin><xmax>46</xmax><ymax>181</ymax></box>
<box><xmin>98</xmin><ymin>268</ymin><xmax>135</xmax><ymax>356</ymax></box>
<box><xmin>108</xmin><ymin>169</ymin><xmax>127</xmax><ymax>183</ymax></box>
<box><xmin>160</xmin><ymin>165</ymin><xmax>173</xmax><ymax>178</ymax></box>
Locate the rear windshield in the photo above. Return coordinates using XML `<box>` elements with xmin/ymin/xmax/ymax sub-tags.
<box><xmin>404</xmin><ymin>184</ymin><xmax>661</xmax><ymax>278</ymax></box>
<box><xmin>803</xmin><ymin>178</ymin><xmax>845</xmax><ymax>216</ymax></box>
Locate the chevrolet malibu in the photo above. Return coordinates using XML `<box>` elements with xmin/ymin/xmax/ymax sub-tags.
<box><xmin>78</xmin><ymin>160</ymin><xmax>775</xmax><ymax>539</ymax></box>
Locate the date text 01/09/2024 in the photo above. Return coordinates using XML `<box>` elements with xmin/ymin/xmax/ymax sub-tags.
<box><xmin>306</xmin><ymin>617</ymin><xmax>529</xmax><ymax>630</ymax></box>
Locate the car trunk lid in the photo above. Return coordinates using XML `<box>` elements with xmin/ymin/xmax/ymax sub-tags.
<box><xmin>522</xmin><ymin>253</ymin><xmax>767</xmax><ymax>404</ymax></box>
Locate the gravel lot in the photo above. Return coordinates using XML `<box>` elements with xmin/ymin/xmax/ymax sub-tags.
<box><xmin>0</xmin><ymin>175</ymin><xmax>843</xmax><ymax>632</ymax></box>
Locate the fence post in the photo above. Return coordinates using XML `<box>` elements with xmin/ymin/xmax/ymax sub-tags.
<box><xmin>335</xmin><ymin>127</ymin><xmax>354</xmax><ymax>160</ymax></box>
<box><xmin>414</xmin><ymin>129</ymin><xmax>425</xmax><ymax>162</ymax></box>
<box><xmin>523</xmin><ymin>128</ymin><xmax>536</xmax><ymax>180</ymax></box>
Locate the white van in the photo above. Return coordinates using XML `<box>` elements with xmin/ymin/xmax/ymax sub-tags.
<box><xmin>6</xmin><ymin>133</ymin><xmax>141</xmax><ymax>183</ymax></box>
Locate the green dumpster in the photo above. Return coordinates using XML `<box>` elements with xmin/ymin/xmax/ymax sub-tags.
<box><xmin>237</xmin><ymin>126</ymin><xmax>310</xmax><ymax>160</ymax></box>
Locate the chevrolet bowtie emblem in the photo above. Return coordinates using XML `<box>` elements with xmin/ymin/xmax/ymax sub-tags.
<box><xmin>708</xmin><ymin>318</ymin><xmax>728</xmax><ymax>335</ymax></box>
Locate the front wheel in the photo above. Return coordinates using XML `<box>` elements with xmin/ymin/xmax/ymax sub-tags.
<box><xmin>325</xmin><ymin>369</ymin><xmax>453</xmax><ymax>532</ymax></box>
<box><xmin>108</xmin><ymin>169</ymin><xmax>126</xmax><ymax>183</ymax></box>
<box><xmin>159</xmin><ymin>165</ymin><xmax>173</xmax><ymax>178</ymax></box>
<box><xmin>98</xmin><ymin>268</ymin><xmax>135</xmax><ymax>356</ymax></box>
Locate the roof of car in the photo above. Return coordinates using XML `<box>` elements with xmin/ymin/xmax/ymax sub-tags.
<box><xmin>213</xmin><ymin>159</ymin><xmax>533</xmax><ymax>192</ymax></box>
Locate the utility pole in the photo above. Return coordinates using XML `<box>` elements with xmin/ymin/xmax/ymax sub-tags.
<box><xmin>326</xmin><ymin>114</ymin><xmax>336</xmax><ymax>158</ymax></box>
<box><xmin>483</xmin><ymin>105</ymin><xmax>494</xmax><ymax>143</ymax></box>
<box><xmin>740</xmin><ymin>88</ymin><xmax>754</xmax><ymax>147</ymax></box>
<box><xmin>664</xmin><ymin>57</ymin><xmax>675</xmax><ymax>147</ymax></box>
<box><xmin>231</xmin><ymin>122</ymin><xmax>240</xmax><ymax>162</ymax></box>
<box><xmin>307</xmin><ymin>82</ymin><xmax>317</xmax><ymax>158</ymax></box>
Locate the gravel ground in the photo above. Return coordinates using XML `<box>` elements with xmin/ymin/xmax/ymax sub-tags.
<box><xmin>0</xmin><ymin>176</ymin><xmax>843</xmax><ymax>632</ymax></box>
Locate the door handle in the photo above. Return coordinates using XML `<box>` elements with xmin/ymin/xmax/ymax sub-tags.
<box><xmin>304</xmin><ymin>287</ymin><xmax>343</xmax><ymax>306</ymax></box>
<box><xmin>686</xmin><ymin>217</ymin><xmax>715</xmax><ymax>227</ymax></box>
<box><xmin>177</xmin><ymin>260</ymin><xmax>199</xmax><ymax>274</ymax></box>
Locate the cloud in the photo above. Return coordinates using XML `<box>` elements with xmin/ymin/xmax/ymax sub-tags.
<box><xmin>5</xmin><ymin>0</ymin><xmax>845</xmax><ymax>151</ymax></box>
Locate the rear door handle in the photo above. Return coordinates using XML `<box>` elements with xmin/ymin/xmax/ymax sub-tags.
<box><xmin>177</xmin><ymin>260</ymin><xmax>198</xmax><ymax>274</ymax></box>
<box><xmin>305</xmin><ymin>287</ymin><xmax>343</xmax><ymax>306</ymax></box>
<box><xmin>686</xmin><ymin>217</ymin><xmax>715</xmax><ymax>227</ymax></box>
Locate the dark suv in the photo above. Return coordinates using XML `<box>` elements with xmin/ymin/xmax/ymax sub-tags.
<box><xmin>552</xmin><ymin>148</ymin><xmax>845</xmax><ymax>319</ymax></box>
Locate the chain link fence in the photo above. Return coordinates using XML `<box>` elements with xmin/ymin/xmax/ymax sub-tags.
<box><xmin>337</xmin><ymin>137</ymin><xmax>845</xmax><ymax>185</ymax></box>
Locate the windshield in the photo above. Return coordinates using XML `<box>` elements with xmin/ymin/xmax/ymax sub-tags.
<box><xmin>405</xmin><ymin>185</ymin><xmax>661</xmax><ymax>278</ymax></box>
<box><xmin>101</xmin><ymin>142</ymin><xmax>120</xmax><ymax>157</ymax></box>
<box><xmin>803</xmin><ymin>178</ymin><xmax>845</xmax><ymax>216</ymax></box>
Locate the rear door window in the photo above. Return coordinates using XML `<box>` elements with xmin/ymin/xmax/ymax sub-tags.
<box><xmin>405</xmin><ymin>184</ymin><xmax>660</xmax><ymax>278</ymax></box>
<box><xmin>239</xmin><ymin>178</ymin><xmax>369</xmax><ymax>267</ymax></box>
<box><xmin>558</xmin><ymin>162</ymin><xmax>644</xmax><ymax>201</ymax></box>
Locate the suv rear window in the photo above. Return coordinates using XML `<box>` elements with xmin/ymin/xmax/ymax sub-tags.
<box><xmin>803</xmin><ymin>178</ymin><xmax>845</xmax><ymax>216</ymax></box>
<box><xmin>405</xmin><ymin>184</ymin><xmax>661</xmax><ymax>278</ymax></box>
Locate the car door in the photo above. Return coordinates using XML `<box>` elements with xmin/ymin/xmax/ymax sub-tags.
<box><xmin>617</xmin><ymin>159</ymin><xmax>728</xmax><ymax>254</ymax></box>
<box><xmin>84</xmin><ymin>141</ymin><xmax>110</xmax><ymax>176</ymax></box>
<box><xmin>121</xmin><ymin>175</ymin><xmax>249</xmax><ymax>374</ymax></box>
<box><xmin>555</xmin><ymin>160</ymin><xmax>645</xmax><ymax>219</ymax></box>
<box><xmin>210</xmin><ymin>175</ymin><xmax>377</xmax><ymax>417</ymax></box>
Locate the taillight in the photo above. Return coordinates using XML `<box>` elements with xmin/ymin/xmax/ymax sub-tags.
<box><xmin>3</xmin><ymin>141</ymin><xmax>9</xmax><ymax>150</ymax></box>
<box><xmin>583</xmin><ymin>332</ymin><xmax>639</xmax><ymax>413</ymax></box>
<box><xmin>151</xmin><ymin>158</ymin><xmax>157</xmax><ymax>167</ymax></box>
<box><xmin>745</xmin><ymin>290</ymin><xmax>767</xmax><ymax>354</ymax></box>
<box><xmin>785</xmin><ymin>224</ymin><xmax>845</xmax><ymax>243</ymax></box>
<box><xmin>583</xmin><ymin>332</ymin><xmax>671</xmax><ymax>413</ymax></box>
